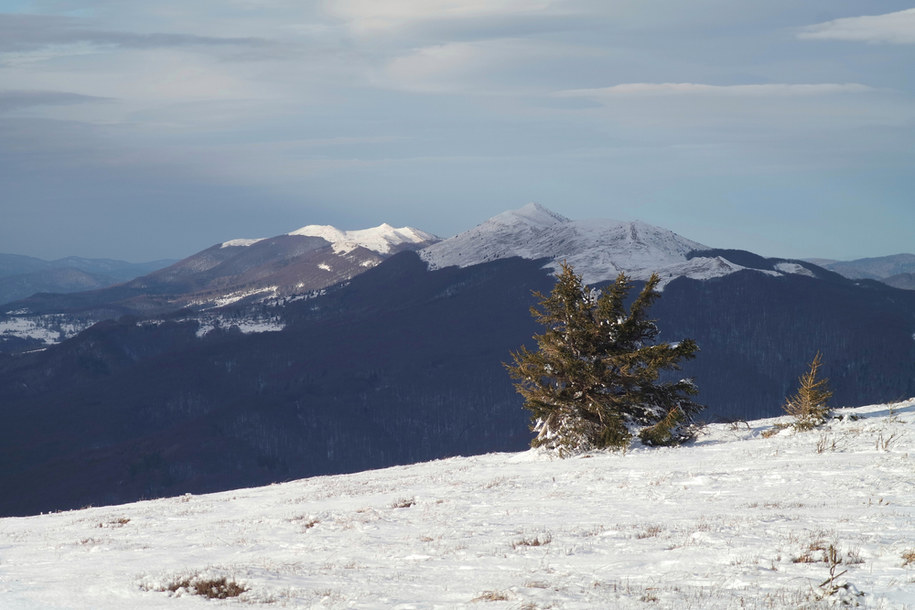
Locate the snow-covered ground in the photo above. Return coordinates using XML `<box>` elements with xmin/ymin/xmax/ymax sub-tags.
<box><xmin>0</xmin><ymin>314</ymin><xmax>95</xmax><ymax>347</ymax></box>
<box><xmin>2</xmin><ymin>401</ymin><xmax>914</xmax><ymax>609</ymax></box>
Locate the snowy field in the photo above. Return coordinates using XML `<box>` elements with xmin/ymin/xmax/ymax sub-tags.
<box><xmin>2</xmin><ymin>401</ymin><xmax>914</xmax><ymax>609</ymax></box>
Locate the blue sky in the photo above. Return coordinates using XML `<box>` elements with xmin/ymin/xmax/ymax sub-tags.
<box><xmin>1</xmin><ymin>1</ymin><xmax>913</xmax><ymax>261</ymax></box>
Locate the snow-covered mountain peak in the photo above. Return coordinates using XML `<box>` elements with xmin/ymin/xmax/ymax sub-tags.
<box><xmin>489</xmin><ymin>202</ymin><xmax>570</xmax><ymax>228</ymax></box>
<box><xmin>420</xmin><ymin>205</ymin><xmax>723</xmax><ymax>286</ymax></box>
<box><xmin>220</xmin><ymin>238</ymin><xmax>266</xmax><ymax>249</ymax></box>
<box><xmin>289</xmin><ymin>223</ymin><xmax>438</xmax><ymax>255</ymax></box>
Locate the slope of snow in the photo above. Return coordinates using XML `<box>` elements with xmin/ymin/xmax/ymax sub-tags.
<box><xmin>220</xmin><ymin>238</ymin><xmax>267</xmax><ymax>248</ymax></box>
<box><xmin>775</xmin><ymin>261</ymin><xmax>816</xmax><ymax>278</ymax></box>
<box><xmin>0</xmin><ymin>314</ymin><xmax>95</xmax><ymax>346</ymax></box>
<box><xmin>2</xmin><ymin>400</ymin><xmax>915</xmax><ymax>608</ymax></box>
<box><xmin>289</xmin><ymin>223</ymin><xmax>438</xmax><ymax>255</ymax></box>
<box><xmin>421</xmin><ymin>203</ymin><xmax>802</xmax><ymax>287</ymax></box>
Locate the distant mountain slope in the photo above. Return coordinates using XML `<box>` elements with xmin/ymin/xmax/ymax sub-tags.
<box><xmin>884</xmin><ymin>273</ymin><xmax>915</xmax><ymax>290</ymax></box>
<box><xmin>0</xmin><ymin>254</ymin><xmax>175</xmax><ymax>306</ymax></box>
<box><xmin>808</xmin><ymin>253</ymin><xmax>915</xmax><ymax>290</ymax></box>
<box><xmin>421</xmin><ymin>203</ymin><xmax>817</xmax><ymax>287</ymax></box>
<box><xmin>0</xmin><ymin>254</ymin><xmax>549</xmax><ymax>516</ymax></box>
<box><xmin>1</xmin><ymin>204</ymin><xmax>913</xmax><ymax>517</ymax></box>
<box><xmin>1</xmin><ymin>248</ymin><xmax>914</xmax><ymax>516</ymax></box>
<box><xmin>0</xmin><ymin>223</ymin><xmax>437</xmax><ymax>352</ymax></box>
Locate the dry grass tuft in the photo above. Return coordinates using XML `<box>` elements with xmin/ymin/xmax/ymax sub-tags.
<box><xmin>156</xmin><ymin>574</ymin><xmax>248</xmax><ymax>599</ymax></box>
<box><xmin>511</xmin><ymin>533</ymin><xmax>552</xmax><ymax>549</ymax></box>
<box><xmin>472</xmin><ymin>590</ymin><xmax>511</xmax><ymax>602</ymax></box>
<box><xmin>636</xmin><ymin>524</ymin><xmax>664</xmax><ymax>539</ymax></box>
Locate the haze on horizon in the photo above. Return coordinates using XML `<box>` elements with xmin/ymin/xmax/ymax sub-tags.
<box><xmin>1</xmin><ymin>1</ymin><xmax>913</xmax><ymax>262</ymax></box>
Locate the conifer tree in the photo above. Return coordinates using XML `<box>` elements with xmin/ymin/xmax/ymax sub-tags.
<box><xmin>784</xmin><ymin>352</ymin><xmax>832</xmax><ymax>430</ymax></box>
<box><xmin>505</xmin><ymin>263</ymin><xmax>702</xmax><ymax>452</ymax></box>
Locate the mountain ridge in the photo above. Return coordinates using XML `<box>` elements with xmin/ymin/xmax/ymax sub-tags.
<box><xmin>0</xmin><ymin>221</ymin><xmax>437</xmax><ymax>352</ymax></box>
<box><xmin>420</xmin><ymin>203</ymin><xmax>829</xmax><ymax>288</ymax></box>
<box><xmin>1</xmin><ymin>206</ymin><xmax>914</xmax><ymax>516</ymax></box>
<box><xmin>0</xmin><ymin>253</ymin><xmax>175</xmax><ymax>307</ymax></box>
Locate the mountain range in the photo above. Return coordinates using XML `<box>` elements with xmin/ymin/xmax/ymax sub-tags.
<box><xmin>0</xmin><ymin>254</ymin><xmax>175</xmax><ymax>308</ymax></box>
<box><xmin>0</xmin><ymin>203</ymin><xmax>913</xmax><ymax>516</ymax></box>
<box><xmin>0</xmin><ymin>223</ymin><xmax>436</xmax><ymax>353</ymax></box>
<box><xmin>807</xmin><ymin>254</ymin><xmax>915</xmax><ymax>290</ymax></box>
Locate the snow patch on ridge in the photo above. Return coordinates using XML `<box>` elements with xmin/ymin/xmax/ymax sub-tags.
<box><xmin>487</xmin><ymin>202</ymin><xmax>570</xmax><ymax>227</ymax></box>
<box><xmin>220</xmin><ymin>238</ymin><xmax>266</xmax><ymax>248</ymax></box>
<box><xmin>775</xmin><ymin>262</ymin><xmax>815</xmax><ymax>278</ymax></box>
<box><xmin>194</xmin><ymin>315</ymin><xmax>285</xmax><ymax>338</ymax></box>
<box><xmin>0</xmin><ymin>314</ymin><xmax>94</xmax><ymax>346</ymax></box>
<box><xmin>289</xmin><ymin>223</ymin><xmax>437</xmax><ymax>255</ymax></box>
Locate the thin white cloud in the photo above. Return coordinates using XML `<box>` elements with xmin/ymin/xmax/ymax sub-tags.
<box><xmin>379</xmin><ymin>38</ymin><xmax>576</xmax><ymax>93</ymax></box>
<box><xmin>0</xmin><ymin>90</ymin><xmax>110</xmax><ymax>112</ymax></box>
<box><xmin>556</xmin><ymin>82</ymin><xmax>875</xmax><ymax>98</ymax></box>
<box><xmin>0</xmin><ymin>14</ymin><xmax>268</xmax><ymax>53</ymax></box>
<box><xmin>549</xmin><ymin>81</ymin><xmax>909</xmax><ymax>136</ymax></box>
<box><xmin>798</xmin><ymin>8</ymin><xmax>915</xmax><ymax>44</ymax></box>
<box><xmin>324</xmin><ymin>0</ymin><xmax>557</xmax><ymax>32</ymax></box>
<box><xmin>381</xmin><ymin>39</ymin><xmax>523</xmax><ymax>92</ymax></box>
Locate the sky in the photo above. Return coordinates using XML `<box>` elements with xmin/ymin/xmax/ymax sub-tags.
<box><xmin>1</xmin><ymin>1</ymin><xmax>913</xmax><ymax>262</ymax></box>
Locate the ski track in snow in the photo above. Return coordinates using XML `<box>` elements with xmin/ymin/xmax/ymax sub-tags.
<box><xmin>1</xmin><ymin>401</ymin><xmax>915</xmax><ymax>608</ymax></box>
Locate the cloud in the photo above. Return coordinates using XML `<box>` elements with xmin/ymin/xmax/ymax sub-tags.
<box><xmin>0</xmin><ymin>89</ymin><xmax>111</xmax><ymax>112</ymax></box>
<box><xmin>379</xmin><ymin>37</ymin><xmax>599</xmax><ymax>94</ymax></box>
<box><xmin>556</xmin><ymin>82</ymin><xmax>876</xmax><ymax>98</ymax></box>
<box><xmin>798</xmin><ymin>8</ymin><xmax>915</xmax><ymax>44</ymax></box>
<box><xmin>324</xmin><ymin>0</ymin><xmax>559</xmax><ymax>32</ymax></box>
<box><xmin>381</xmin><ymin>39</ymin><xmax>533</xmax><ymax>93</ymax></box>
<box><xmin>549</xmin><ymin>81</ymin><xmax>910</xmax><ymax>138</ymax></box>
<box><xmin>0</xmin><ymin>13</ymin><xmax>267</xmax><ymax>56</ymax></box>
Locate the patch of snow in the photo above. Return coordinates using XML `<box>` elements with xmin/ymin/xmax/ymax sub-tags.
<box><xmin>209</xmin><ymin>286</ymin><xmax>279</xmax><ymax>308</ymax></box>
<box><xmin>318</xmin><ymin>263</ymin><xmax>332</xmax><ymax>272</ymax></box>
<box><xmin>2</xmin><ymin>399</ymin><xmax>914</xmax><ymax>608</ymax></box>
<box><xmin>487</xmin><ymin>201</ymin><xmax>570</xmax><ymax>227</ymax></box>
<box><xmin>0</xmin><ymin>315</ymin><xmax>94</xmax><ymax>345</ymax></box>
<box><xmin>262</xmin><ymin>289</ymin><xmax>328</xmax><ymax>308</ymax></box>
<box><xmin>220</xmin><ymin>238</ymin><xmax>266</xmax><ymax>248</ymax></box>
<box><xmin>194</xmin><ymin>314</ymin><xmax>285</xmax><ymax>338</ymax></box>
<box><xmin>289</xmin><ymin>223</ymin><xmax>437</xmax><ymax>255</ymax></box>
<box><xmin>775</xmin><ymin>262</ymin><xmax>816</xmax><ymax>278</ymax></box>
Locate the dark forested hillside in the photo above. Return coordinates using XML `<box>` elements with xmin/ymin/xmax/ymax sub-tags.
<box><xmin>1</xmin><ymin>251</ymin><xmax>913</xmax><ymax>516</ymax></box>
<box><xmin>0</xmin><ymin>254</ymin><xmax>551</xmax><ymax>516</ymax></box>
<box><xmin>657</xmin><ymin>270</ymin><xmax>915</xmax><ymax>421</ymax></box>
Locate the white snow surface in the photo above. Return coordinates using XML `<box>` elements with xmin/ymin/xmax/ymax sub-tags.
<box><xmin>220</xmin><ymin>238</ymin><xmax>267</xmax><ymax>248</ymax></box>
<box><xmin>288</xmin><ymin>223</ymin><xmax>437</xmax><ymax>256</ymax></box>
<box><xmin>193</xmin><ymin>314</ymin><xmax>285</xmax><ymax>338</ymax></box>
<box><xmin>2</xmin><ymin>400</ymin><xmax>915</xmax><ymax>608</ymax></box>
<box><xmin>421</xmin><ymin>203</ymin><xmax>802</xmax><ymax>287</ymax></box>
<box><xmin>0</xmin><ymin>315</ymin><xmax>94</xmax><ymax>345</ymax></box>
<box><xmin>776</xmin><ymin>261</ymin><xmax>816</xmax><ymax>278</ymax></box>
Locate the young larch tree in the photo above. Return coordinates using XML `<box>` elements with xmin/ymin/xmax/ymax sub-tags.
<box><xmin>783</xmin><ymin>352</ymin><xmax>832</xmax><ymax>430</ymax></box>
